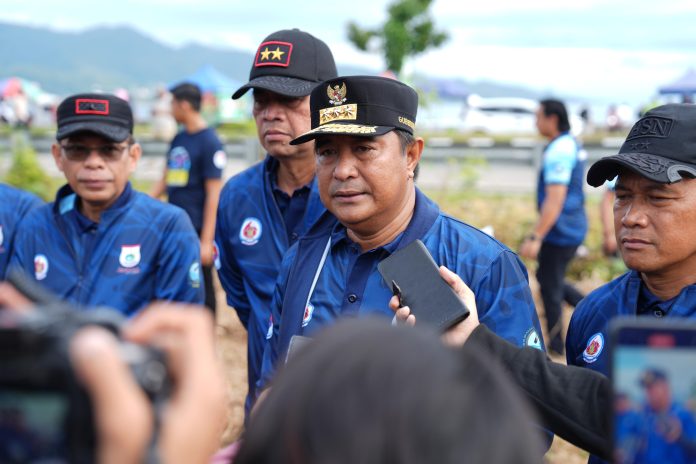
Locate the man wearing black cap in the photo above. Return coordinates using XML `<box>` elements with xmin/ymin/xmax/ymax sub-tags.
<box><xmin>565</xmin><ymin>104</ymin><xmax>696</xmax><ymax>463</ymax></box>
<box><xmin>215</xmin><ymin>29</ymin><xmax>337</xmax><ymax>414</ymax></box>
<box><xmin>8</xmin><ymin>93</ymin><xmax>203</xmax><ymax>314</ymax></box>
<box><xmin>258</xmin><ymin>75</ymin><xmax>544</xmax><ymax>392</ymax></box>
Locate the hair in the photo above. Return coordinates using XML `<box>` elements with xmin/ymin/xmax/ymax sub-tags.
<box><xmin>170</xmin><ymin>82</ymin><xmax>202</xmax><ymax>112</ymax></box>
<box><xmin>539</xmin><ymin>99</ymin><xmax>570</xmax><ymax>133</ymax></box>
<box><xmin>395</xmin><ymin>129</ymin><xmax>420</xmax><ymax>180</ymax></box>
<box><xmin>236</xmin><ymin>319</ymin><xmax>543</xmax><ymax>464</ymax></box>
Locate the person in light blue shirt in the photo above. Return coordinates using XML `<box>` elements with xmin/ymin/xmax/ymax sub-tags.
<box><xmin>520</xmin><ymin>98</ymin><xmax>587</xmax><ymax>355</ymax></box>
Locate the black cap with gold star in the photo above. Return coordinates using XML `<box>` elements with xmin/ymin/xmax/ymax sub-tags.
<box><xmin>232</xmin><ymin>29</ymin><xmax>337</xmax><ymax>99</ymax></box>
<box><xmin>290</xmin><ymin>75</ymin><xmax>418</xmax><ymax>145</ymax></box>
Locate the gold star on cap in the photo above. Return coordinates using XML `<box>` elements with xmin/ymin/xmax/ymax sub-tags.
<box><xmin>271</xmin><ymin>47</ymin><xmax>285</xmax><ymax>60</ymax></box>
<box><xmin>259</xmin><ymin>47</ymin><xmax>271</xmax><ymax>61</ymax></box>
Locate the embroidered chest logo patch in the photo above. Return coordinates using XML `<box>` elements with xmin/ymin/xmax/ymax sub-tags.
<box><xmin>240</xmin><ymin>218</ymin><xmax>262</xmax><ymax>246</ymax></box>
<box><xmin>119</xmin><ymin>245</ymin><xmax>141</xmax><ymax>269</ymax></box>
<box><xmin>582</xmin><ymin>332</ymin><xmax>604</xmax><ymax>363</ymax></box>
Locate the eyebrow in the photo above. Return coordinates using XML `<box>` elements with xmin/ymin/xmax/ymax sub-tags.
<box><xmin>615</xmin><ymin>181</ymin><xmax>675</xmax><ymax>193</ymax></box>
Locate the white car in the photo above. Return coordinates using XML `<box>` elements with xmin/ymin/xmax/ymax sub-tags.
<box><xmin>461</xmin><ymin>95</ymin><xmax>584</xmax><ymax>137</ymax></box>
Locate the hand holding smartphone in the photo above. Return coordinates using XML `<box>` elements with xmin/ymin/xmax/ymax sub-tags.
<box><xmin>378</xmin><ymin>240</ymin><xmax>469</xmax><ymax>332</ymax></box>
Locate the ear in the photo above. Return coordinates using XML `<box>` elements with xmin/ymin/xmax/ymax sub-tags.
<box><xmin>127</xmin><ymin>143</ymin><xmax>142</xmax><ymax>175</ymax></box>
<box><xmin>51</xmin><ymin>143</ymin><xmax>65</xmax><ymax>173</ymax></box>
<box><xmin>405</xmin><ymin>137</ymin><xmax>424</xmax><ymax>173</ymax></box>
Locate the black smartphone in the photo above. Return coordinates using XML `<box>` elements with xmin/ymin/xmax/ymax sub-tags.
<box><xmin>609</xmin><ymin>317</ymin><xmax>696</xmax><ymax>464</ymax></box>
<box><xmin>377</xmin><ymin>239</ymin><xmax>469</xmax><ymax>332</ymax></box>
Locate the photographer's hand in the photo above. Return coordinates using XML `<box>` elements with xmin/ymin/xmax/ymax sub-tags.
<box><xmin>70</xmin><ymin>328</ymin><xmax>153</xmax><ymax>464</ymax></box>
<box><xmin>389</xmin><ymin>266</ymin><xmax>480</xmax><ymax>348</ymax></box>
<box><xmin>71</xmin><ymin>304</ymin><xmax>226</xmax><ymax>464</ymax></box>
<box><xmin>124</xmin><ymin>303</ymin><xmax>227</xmax><ymax>464</ymax></box>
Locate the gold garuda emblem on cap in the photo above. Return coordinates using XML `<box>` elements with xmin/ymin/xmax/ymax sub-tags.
<box><xmin>327</xmin><ymin>82</ymin><xmax>347</xmax><ymax>106</ymax></box>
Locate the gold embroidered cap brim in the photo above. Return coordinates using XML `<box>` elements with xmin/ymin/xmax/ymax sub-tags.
<box><xmin>290</xmin><ymin>123</ymin><xmax>394</xmax><ymax>145</ymax></box>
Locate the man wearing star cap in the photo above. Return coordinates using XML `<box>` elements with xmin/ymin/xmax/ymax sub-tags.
<box><xmin>258</xmin><ymin>75</ymin><xmax>544</xmax><ymax>393</ymax></box>
<box><xmin>566</xmin><ymin>104</ymin><xmax>696</xmax><ymax>463</ymax></box>
<box><xmin>8</xmin><ymin>93</ymin><xmax>203</xmax><ymax>314</ymax></box>
<box><xmin>215</xmin><ymin>29</ymin><xmax>337</xmax><ymax>415</ymax></box>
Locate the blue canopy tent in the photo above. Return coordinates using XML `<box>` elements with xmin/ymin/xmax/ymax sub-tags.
<box><xmin>170</xmin><ymin>65</ymin><xmax>240</xmax><ymax>94</ymax></box>
<box><xmin>658</xmin><ymin>69</ymin><xmax>696</xmax><ymax>96</ymax></box>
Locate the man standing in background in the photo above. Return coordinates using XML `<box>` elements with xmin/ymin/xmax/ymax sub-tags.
<box><xmin>215</xmin><ymin>29</ymin><xmax>337</xmax><ymax>415</ymax></box>
<box><xmin>151</xmin><ymin>82</ymin><xmax>225</xmax><ymax>313</ymax></box>
<box><xmin>520</xmin><ymin>98</ymin><xmax>587</xmax><ymax>356</ymax></box>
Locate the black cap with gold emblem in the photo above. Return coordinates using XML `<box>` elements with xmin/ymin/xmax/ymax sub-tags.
<box><xmin>232</xmin><ymin>29</ymin><xmax>337</xmax><ymax>100</ymax></box>
<box><xmin>290</xmin><ymin>75</ymin><xmax>418</xmax><ymax>145</ymax></box>
<box><xmin>587</xmin><ymin>104</ymin><xmax>696</xmax><ymax>186</ymax></box>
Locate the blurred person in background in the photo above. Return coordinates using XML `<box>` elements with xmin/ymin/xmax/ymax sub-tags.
<box><xmin>520</xmin><ymin>98</ymin><xmax>587</xmax><ymax>356</ymax></box>
<box><xmin>151</xmin><ymin>82</ymin><xmax>225</xmax><ymax>313</ymax></box>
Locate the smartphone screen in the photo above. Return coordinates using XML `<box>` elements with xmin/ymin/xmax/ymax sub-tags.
<box><xmin>611</xmin><ymin>319</ymin><xmax>696</xmax><ymax>464</ymax></box>
<box><xmin>0</xmin><ymin>390</ymin><xmax>70</xmax><ymax>463</ymax></box>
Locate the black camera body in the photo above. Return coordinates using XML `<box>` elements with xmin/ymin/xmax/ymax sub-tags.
<box><xmin>0</xmin><ymin>288</ymin><xmax>170</xmax><ymax>463</ymax></box>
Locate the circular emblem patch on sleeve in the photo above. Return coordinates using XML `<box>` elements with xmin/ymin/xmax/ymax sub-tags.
<box><xmin>524</xmin><ymin>328</ymin><xmax>543</xmax><ymax>350</ymax></box>
<box><xmin>213</xmin><ymin>150</ymin><xmax>227</xmax><ymax>169</ymax></box>
<box><xmin>240</xmin><ymin>218</ymin><xmax>262</xmax><ymax>246</ymax></box>
<box><xmin>582</xmin><ymin>332</ymin><xmax>604</xmax><ymax>363</ymax></box>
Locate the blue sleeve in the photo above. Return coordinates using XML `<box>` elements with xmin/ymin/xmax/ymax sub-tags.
<box><xmin>605</xmin><ymin>177</ymin><xmax>617</xmax><ymax>191</ymax></box>
<box><xmin>543</xmin><ymin>138</ymin><xmax>577</xmax><ymax>185</ymax></box>
<box><xmin>470</xmin><ymin>250</ymin><xmax>545</xmax><ymax>349</ymax></box>
<box><xmin>565</xmin><ymin>302</ymin><xmax>586</xmax><ymax>366</ymax></box>
<box><xmin>154</xmin><ymin>211</ymin><xmax>204</xmax><ymax>304</ymax></box>
<box><xmin>257</xmin><ymin>244</ymin><xmax>297</xmax><ymax>393</ymax></box>
<box><xmin>202</xmin><ymin>132</ymin><xmax>225</xmax><ymax>180</ymax></box>
<box><xmin>7</xmin><ymin>219</ymin><xmax>34</xmax><ymax>279</ymax></box>
<box><xmin>215</xmin><ymin>195</ymin><xmax>251</xmax><ymax>328</ymax></box>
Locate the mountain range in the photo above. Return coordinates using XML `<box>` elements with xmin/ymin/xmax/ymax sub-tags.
<box><xmin>0</xmin><ymin>21</ymin><xmax>542</xmax><ymax>99</ymax></box>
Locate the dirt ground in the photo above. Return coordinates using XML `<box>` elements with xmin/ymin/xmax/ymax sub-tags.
<box><xmin>213</xmin><ymin>272</ymin><xmax>600</xmax><ymax>463</ymax></box>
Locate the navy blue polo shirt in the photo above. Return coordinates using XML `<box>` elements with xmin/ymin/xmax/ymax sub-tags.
<box><xmin>166</xmin><ymin>127</ymin><xmax>225</xmax><ymax>232</ymax></box>
<box><xmin>271</xmin><ymin>173</ymin><xmax>311</xmax><ymax>244</ymax></box>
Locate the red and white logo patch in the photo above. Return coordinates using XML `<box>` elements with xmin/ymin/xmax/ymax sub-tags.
<box><xmin>582</xmin><ymin>332</ymin><xmax>604</xmax><ymax>363</ymax></box>
<box><xmin>34</xmin><ymin>254</ymin><xmax>49</xmax><ymax>280</ymax></box>
<box><xmin>302</xmin><ymin>303</ymin><xmax>314</xmax><ymax>328</ymax></box>
<box><xmin>240</xmin><ymin>218</ymin><xmax>262</xmax><ymax>246</ymax></box>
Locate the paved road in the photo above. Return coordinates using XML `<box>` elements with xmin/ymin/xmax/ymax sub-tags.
<box><xmin>5</xmin><ymin>153</ymin><xmax>603</xmax><ymax>196</ymax></box>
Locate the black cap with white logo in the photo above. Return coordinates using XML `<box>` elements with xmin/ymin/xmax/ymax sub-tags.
<box><xmin>56</xmin><ymin>93</ymin><xmax>133</xmax><ymax>142</ymax></box>
<box><xmin>587</xmin><ymin>104</ymin><xmax>696</xmax><ymax>186</ymax></box>
<box><xmin>232</xmin><ymin>29</ymin><xmax>337</xmax><ymax>99</ymax></box>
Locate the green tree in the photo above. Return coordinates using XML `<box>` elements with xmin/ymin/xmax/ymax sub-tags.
<box><xmin>347</xmin><ymin>0</ymin><xmax>448</xmax><ymax>75</ymax></box>
<box><xmin>4</xmin><ymin>132</ymin><xmax>52</xmax><ymax>200</ymax></box>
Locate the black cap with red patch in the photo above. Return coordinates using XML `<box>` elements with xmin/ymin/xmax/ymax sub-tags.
<box><xmin>56</xmin><ymin>93</ymin><xmax>133</xmax><ymax>142</ymax></box>
<box><xmin>232</xmin><ymin>29</ymin><xmax>337</xmax><ymax>99</ymax></box>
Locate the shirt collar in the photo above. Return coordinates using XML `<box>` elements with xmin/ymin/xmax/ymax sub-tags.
<box><xmin>54</xmin><ymin>182</ymin><xmax>134</xmax><ymax>221</ymax></box>
<box><xmin>266</xmin><ymin>155</ymin><xmax>312</xmax><ymax>197</ymax></box>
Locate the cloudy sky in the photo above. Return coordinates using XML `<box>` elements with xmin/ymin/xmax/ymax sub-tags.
<box><xmin>3</xmin><ymin>0</ymin><xmax>695</xmax><ymax>105</ymax></box>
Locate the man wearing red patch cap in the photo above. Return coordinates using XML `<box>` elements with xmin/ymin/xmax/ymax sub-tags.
<box><xmin>215</xmin><ymin>29</ymin><xmax>338</xmax><ymax>415</ymax></box>
<box><xmin>9</xmin><ymin>93</ymin><xmax>203</xmax><ymax>314</ymax></box>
